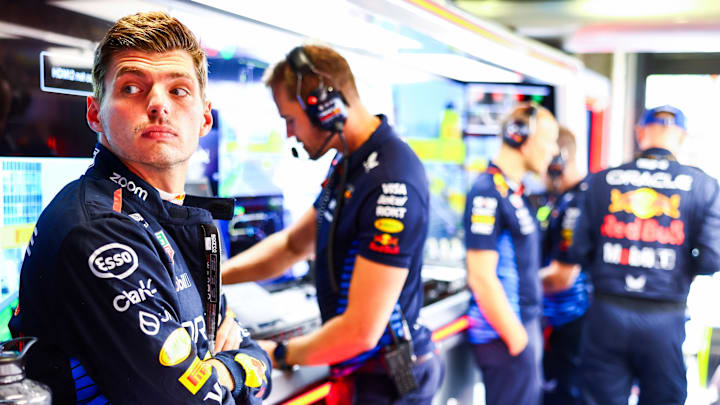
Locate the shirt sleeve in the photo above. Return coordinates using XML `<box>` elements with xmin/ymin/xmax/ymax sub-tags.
<box><xmin>692</xmin><ymin>177</ymin><xmax>720</xmax><ymax>275</ymax></box>
<box><xmin>56</xmin><ymin>217</ymin><xmax>271</xmax><ymax>404</ymax></box>
<box><xmin>566</xmin><ymin>180</ymin><xmax>596</xmax><ymax>266</ymax></box>
<box><xmin>551</xmin><ymin>196</ymin><xmax>584</xmax><ymax>263</ymax></box>
<box><xmin>355</xmin><ymin>181</ymin><xmax>428</xmax><ymax>269</ymax></box>
<box><xmin>464</xmin><ymin>180</ymin><xmax>503</xmax><ymax>251</ymax></box>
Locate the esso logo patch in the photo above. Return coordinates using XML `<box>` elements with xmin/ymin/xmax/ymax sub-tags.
<box><xmin>88</xmin><ymin>243</ymin><xmax>138</xmax><ymax>279</ymax></box>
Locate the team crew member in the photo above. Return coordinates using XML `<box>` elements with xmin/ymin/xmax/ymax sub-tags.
<box><xmin>463</xmin><ymin>103</ymin><xmax>558</xmax><ymax>405</ymax></box>
<box><xmin>538</xmin><ymin>127</ymin><xmax>590</xmax><ymax>405</ymax></box>
<box><xmin>566</xmin><ymin>105</ymin><xmax>720</xmax><ymax>405</ymax></box>
<box><xmin>222</xmin><ymin>45</ymin><xmax>444</xmax><ymax>403</ymax></box>
<box><xmin>10</xmin><ymin>12</ymin><xmax>271</xmax><ymax>404</ymax></box>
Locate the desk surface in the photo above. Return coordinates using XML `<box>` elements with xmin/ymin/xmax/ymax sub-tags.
<box><xmin>265</xmin><ymin>289</ymin><xmax>471</xmax><ymax>404</ymax></box>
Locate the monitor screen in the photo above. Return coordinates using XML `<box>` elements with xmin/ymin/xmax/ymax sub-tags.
<box><xmin>393</xmin><ymin>78</ymin><xmax>465</xmax><ymax>139</ymax></box>
<box><xmin>0</xmin><ymin>157</ymin><xmax>92</xmax><ymax>339</ymax></box>
<box><xmin>209</xmin><ymin>57</ymin><xmax>333</xmax><ymax>289</ymax></box>
<box><xmin>465</xmin><ymin>82</ymin><xmax>555</xmax><ymax>136</ymax></box>
<box><xmin>218</xmin><ymin>195</ymin><xmax>309</xmax><ymax>290</ymax></box>
<box><xmin>1</xmin><ymin>43</ymin><xmax>97</xmax><ymax>157</ymax></box>
<box><xmin>422</xmin><ymin>161</ymin><xmax>468</xmax><ymax>268</ymax></box>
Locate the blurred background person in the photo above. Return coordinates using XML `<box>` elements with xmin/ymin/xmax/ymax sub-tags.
<box><xmin>537</xmin><ymin>127</ymin><xmax>591</xmax><ymax>405</ymax></box>
<box><xmin>566</xmin><ymin>105</ymin><xmax>720</xmax><ymax>405</ymax></box>
<box><xmin>463</xmin><ymin>103</ymin><xmax>558</xmax><ymax>405</ymax></box>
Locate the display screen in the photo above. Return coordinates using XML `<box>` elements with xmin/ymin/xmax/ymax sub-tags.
<box><xmin>0</xmin><ymin>157</ymin><xmax>92</xmax><ymax>338</ymax></box>
<box><xmin>208</xmin><ymin>57</ymin><xmax>330</xmax><ymax>288</ymax></box>
<box><xmin>218</xmin><ymin>195</ymin><xmax>309</xmax><ymax>290</ymax></box>
<box><xmin>465</xmin><ymin>82</ymin><xmax>555</xmax><ymax>136</ymax></box>
<box><xmin>422</xmin><ymin>161</ymin><xmax>467</xmax><ymax>267</ymax></box>
<box><xmin>1</xmin><ymin>43</ymin><xmax>97</xmax><ymax>157</ymax></box>
<box><xmin>392</xmin><ymin>77</ymin><xmax>469</xmax><ymax>268</ymax></box>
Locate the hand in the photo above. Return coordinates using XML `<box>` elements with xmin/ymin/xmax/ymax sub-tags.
<box><xmin>258</xmin><ymin>340</ymin><xmax>278</xmax><ymax>368</ymax></box>
<box><xmin>505</xmin><ymin>326</ymin><xmax>529</xmax><ymax>356</ymax></box>
<box><xmin>207</xmin><ymin>358</ymin><xmax>234</xmax><ymax>391</ymax></box>
<box><xmin>214</xmin><ymin>309</ymin><xmax>242</xmax><ymax>353</ymax></box>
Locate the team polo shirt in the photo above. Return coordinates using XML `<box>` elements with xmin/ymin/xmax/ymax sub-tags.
<box><xmin>313</xmin><ymin>115</ymin><xmax>433</xmax><ymax>368</ymax></box>
<box><xmin>464</xmin><ymin>163</ymin><xmax>542</xmax><ymax>344</ymax></box>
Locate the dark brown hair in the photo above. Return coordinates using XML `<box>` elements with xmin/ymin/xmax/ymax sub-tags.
<box><xmin>92</xmin><ymin>11</ymin><xmax>207</xmax><ymax>103</ymax></box>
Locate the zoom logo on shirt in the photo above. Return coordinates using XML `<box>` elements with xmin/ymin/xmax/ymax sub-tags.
<box><xmin>110</xmin><ymin>172</ymin><xmax>148</xmax><ymax>201</ymax></box>
<box><xmin>88</xmin><ymin>243</ymin><xmax>138</xmax><ymax>279</ymax></box>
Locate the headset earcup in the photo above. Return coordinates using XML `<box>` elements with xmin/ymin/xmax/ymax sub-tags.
<box><xmin>304</xmin><ymin>87</ymin><xmax>348</xmax><ymax>132</ymax></box>
<box><xmin>502</xmin><ymin>119</ymin><xmax>530</xmax><ymax>148</ymax></box>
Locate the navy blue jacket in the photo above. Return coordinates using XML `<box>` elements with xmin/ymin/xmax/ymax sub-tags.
<box><xmin>10</xmin><ymin>144</ymin><xmax>271</xmax><ymax>404</ymax></box>
<box><xmin>464</xmin><ymin>163</ymin><xmax>542</xmax><ymax>344</ymax></box>
<box><xmin>313</xmin><ymin>116</ymin><xmax>433</xmax><ymax>372</ymax></box>
<box><xmin>568</xmin><ymin>148</ymin><xmax>720</xmax><ymax>301</ymax></box>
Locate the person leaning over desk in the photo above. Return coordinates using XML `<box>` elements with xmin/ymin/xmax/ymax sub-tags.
<box><xmin>222</xmin><ymin>44</ymin><xmax>445</xmax><ymax>404</ymax></box>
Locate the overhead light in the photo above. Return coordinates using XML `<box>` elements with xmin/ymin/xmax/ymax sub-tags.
<box><xmin>190</xmin><ymin>0</ymin><xmax>423</xmax><ymax>54</ymax></box>
<box><xmin>0</xmin><ymin>21</ymin><xmax>94</xmax><ymax>50</ymax></box>
<box><xmin>575</xmin><ymin>0</ymin><xmax>694</xmax><ymax>19</ymax></box>
<box><xmin>394</xmin><ymin>53</ymin><xmax>522</xmax><ymax>83</ymax></box>
<box><xmin>51</xmin><ymin>0</ymin><xmax>167</xmax><ymax>23</ymax></box>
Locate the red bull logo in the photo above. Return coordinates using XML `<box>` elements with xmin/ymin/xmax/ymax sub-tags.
<box><xmin>369</xmin><ymin>233</ymin><xmax>400</xmax><ymax>254</ymax></box>
<box><xmin>609</xmin><ymin>188</ymin><xmax>680</xmax><ymax>219</ymax></box>
<box><xmin>601</xmin><ymin>214</ymin><xmax>685</xmax><ymax>245</ymax></box>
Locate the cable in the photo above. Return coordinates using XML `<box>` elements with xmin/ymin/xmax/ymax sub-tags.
<box><xmin>326</xmin><ymin>123</ymin><xmax>347</xmax><ymax>294</ymax></box>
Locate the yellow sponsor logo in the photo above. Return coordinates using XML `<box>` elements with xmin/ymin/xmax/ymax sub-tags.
<box><xmin>159</xmin><ymin>328</ymin><xmax>192</xmax><ymax>367</ymax></box>
<box><xmin>374</xmin><ymin>218</ymin><xmax>404</xmax><ymax>233</ymax></box>
<box><xmin>178</xmin><ymin>357</ymin><xmax>211</xmax><ymax>395</ymax></box>
<box><xmin>493</xmin><ymin>173</ymin><xmax>508</xmax><ymax>197</ymax></box>
<box><xmin>609</xmin><ymin>188</ymin><xmax>681</xmax><ymax>219</ymax></box>
<box><xmin>471</xmin><ymin>215</ymin><xmax>495</xmax><ymax>224</ymax></box>
<box><xmin>234</xmin><ymin>353</ymin><xmax>268</xmax><ymax>388</ymax></box>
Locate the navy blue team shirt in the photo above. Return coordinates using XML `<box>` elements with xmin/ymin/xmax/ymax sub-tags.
<box><xmin>313</xmin><ymin>115</ymin><xmax>432</xmax><ymax>371</ymax></box>
<box><xmin>542</xmin><ymin>181</ymin><xmax>591</xmax><ymax>327</ymax></box>
<box><xmin>463</xmin><ymin>163</ymin><xmax>542</xmax><ymax>344</ymax></box>
<box><xmin>569</xmin><ymin>148</ymin><xmax>720</xmax><ymax>301</ymax></box>
<box><xmin>10</xmin><ymin>144</ymin><xmax>272</xmax><ymax>404</ymax></box>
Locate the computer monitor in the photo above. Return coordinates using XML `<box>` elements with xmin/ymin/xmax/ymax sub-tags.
<box><xmin>422</xmin><ymin>161</ymin><xmax>468</xmax><ymax>268</ymax></box>
<box><xmin>0</xmin><ymin>157</ymin><xmax>92</xmax><ymax>339</ymax></box>
<box><xmin>465</xmin><ymin>82</ymin><xmax>555</xmax><ymax>136</ymax></box>
<box><xmin>218</xmin><ymin>195</ymin><xmax>310</xmax><ymax>291</ymax></box>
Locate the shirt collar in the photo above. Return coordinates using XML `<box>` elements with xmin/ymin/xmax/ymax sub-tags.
<box><xmin>486</xmin><ymin>161</ymin><xmax>524</xmax><ymax>195</ymax></box>
<box><xmin>344</xmin><ymin>115</ymin><xmax>393</xmax><ymax>173</ymax></box>
<box><xmin>158</xmin><ymin>189</ymin><xmax>186</xmax><ymax>205</ymax></box>
<box><xmin>639</xmin><ymin>147</ymin><xmax>675</xmax><ymax>160</ymax></box>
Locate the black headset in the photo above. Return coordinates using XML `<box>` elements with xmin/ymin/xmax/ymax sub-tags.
<box><xmin>547</xmin><ymin>151</ymin><xmax>567</xmax><ymax>178</ymax></box>
<box><xmin>501</xmin><ymin>104</ymin><xmax>537</xmax><ymax>148</ymax></box>
<box><xmin>286</xmin><ymin>47</ymin><xmax>348</xmax><ymax>135</ymax></box>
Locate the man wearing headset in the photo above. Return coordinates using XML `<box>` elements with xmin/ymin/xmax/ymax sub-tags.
<box><xmin>562</xmin><ymin>105</ymin><xmax>720</xmax><ymax>405</ymax></box>
<box><xmin>463</xmin><ymin>103</ymin><xmax>558</xmax><ymax>405</ymax></box>
<box><xmin>222</xmin><ymin>45</ymin><xmax>444</xmax><ymax>404</ymax></box>
<box><xmin>537</xmin><ymin>127</ymin><xmax>590</xmax><ymax>405</ymax></box>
